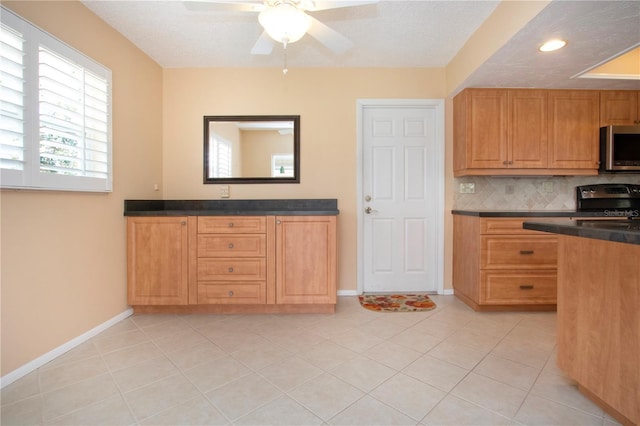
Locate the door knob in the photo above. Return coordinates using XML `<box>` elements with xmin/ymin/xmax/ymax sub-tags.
<box><xmin>365</xmin><ymin>206</ymin><xmax>378</xmax><ymax>214</ymax></box>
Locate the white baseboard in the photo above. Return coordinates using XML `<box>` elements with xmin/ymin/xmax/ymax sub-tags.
<box><xmin>0</xmin><ymin>308</ymin><xmax>134</xmax><ymax>389</ymax></box>
<box><xmin>440</xmin><ymin>289</ymin><xmax>455</xmax><ymax>295</ymax></box>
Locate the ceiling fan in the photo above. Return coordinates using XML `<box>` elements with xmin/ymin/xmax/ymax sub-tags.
<box><xmin>185</xmin><ymin>0</ymin><xmax>378</xmax><ymax>55</ymax></box>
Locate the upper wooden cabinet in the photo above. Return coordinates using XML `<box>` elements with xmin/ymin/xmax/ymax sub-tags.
<box><xmin>454</xmin><ymin>88</ymin><xmax>600</xmax><ymax>176</ymax></box>
<box><xmin>547</xmin><ymin>90</ymin><xmax>600</xmax><ymax>170</ymax></box>
<box><xmin>454</xmin><ymin>89</ymin><xmax>547</xmax><ymax>172</ymax></box>
<box><xmin>600</xmin><ymin>90</ymin><xmax>640</xmax><ymax>126</ymax></box>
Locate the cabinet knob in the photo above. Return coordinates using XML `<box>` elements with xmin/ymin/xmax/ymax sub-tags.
<box><xmin>228</xmin><ymin>267</ymin><xmax>234</xmax><ymax>273</ymax></box>
<box><xmin>276</xmin><ymin>220</ymin><xmax>281</xmax><ymax>225</ymax></box>
<box><xmin>228</xmin><ymin>243</ymin><xmax>234</xmax><ymax>249</ymax></box>
<box><xmin>228</xmin><ymin>290</ymin><xmax>234</xmax><ymax>297</ymax></box>
<box><xmin>519</xmin><ymin>285</ymin><xmax>534</xmax><ymax>290</ymax></box>
<box><xmin>228</xmin><ymin>223</ymin><xmax>234</xmax><ymax>228</ymax></box>
<box><xmin>181</xmin><ymin>221</ymin><xmax>186</xmax><ymax>226</ymax></box>
<box><xmin>502</xmin><ymin>161</ymin><xmax>508</xmax><ymax>166</ymax></box>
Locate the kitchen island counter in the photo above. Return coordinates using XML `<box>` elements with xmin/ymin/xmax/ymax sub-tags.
<box><xmin>523</xmin><ymin>219</ymin><xmax>640</xmax><ymax>245</ymax></box>
<box><xmin>523</xmin><ymin>219</ymin><xmax>639</xmax><ymax>425</ymax></box>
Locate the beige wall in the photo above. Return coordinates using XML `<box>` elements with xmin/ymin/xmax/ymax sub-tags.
<box><xmin>0</xmin><ymin>2</ymin><xmax>163</xmax><ymax>375</ymax></box>
<box><xmin>162</xmin><ymin>68</ymin><xmax>447</xmax><ymax>294</ymax></box>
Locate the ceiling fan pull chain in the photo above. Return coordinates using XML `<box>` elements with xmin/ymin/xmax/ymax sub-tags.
<box><xmin>283</xmin><ymin>42</ymin><xmax>289</xmax><ymax>75</ymax></box>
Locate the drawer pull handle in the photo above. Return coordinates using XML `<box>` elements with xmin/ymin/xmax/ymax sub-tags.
<box><xmin>519</xmin><ymin>250</ymin><xmax>534</xmax><ymax>255</ymax></box>
<box><xmin>228</xmin><ymin>223</ymin><xmax>234</xmax><ymax>228</ymax></box>
<box><xmin>520</xmin><ymin>285</ymin><xmax>534</xmax><ymax>290</ymax></box>
<box><xmin>228</xmin><ymin>243</ymin><xmax>234</xmax><ymax>249</ymax></box>
<box><xmin>228</xmin><ymin>267</ymin><xmax>234</xmax><ymax>273</ymax></box>
<box><xmin>228</xmin><ymin>290</ymin><xmax>234</xmax><ymax>297</ymax></box>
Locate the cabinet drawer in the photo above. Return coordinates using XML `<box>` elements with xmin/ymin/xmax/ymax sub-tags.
<box><xmin>198</xmin><ymin>217</ymin><xmax>266</xmax><ymax>234</ymax></box>
<box><xmin>198</xmin><ymin>258</ymin><xmax>266</xmax><ymax>281</ymax></box>
<box><xmin>198</xmin><ymin>234</ymin><xmax>266</xmax><ymax>257</ymax></box>
<box><xmin>481</xmin><ymin>218</ymin><xmax>549</xmax><ymax>235</ymax></box>
<box><xmin>481</xmin><ymin>271</ymin><xmax>557</xmax><ymax>304</ymax></box>
<box><xmin>197</xmin><ymin>282</ymin><xmax>266</xmax><ymax>304</ymax></box>
<box><xmin>481</xmin><ymin>236</ymin><xmax>557</xmax><ymax>269</ymax></box>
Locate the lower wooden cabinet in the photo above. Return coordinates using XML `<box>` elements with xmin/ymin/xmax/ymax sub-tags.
<box><xmin>127</xmin><ymin>216</ymin><xmax>191</xmax><ymax>305</ymax></box>
<box><xmin>275</xmin><ymin>216</ymin><xmax>337</xmax><ymax>305</ymax></box>
<box><xmin>127</xmin><ymin>215</ymin><xmax>337</xmax><ymax>312</ymax></box>
<box><xmin>453</xmin><ymin>215</ymin><xmax>558</xmax><ymax>310</ymax></box>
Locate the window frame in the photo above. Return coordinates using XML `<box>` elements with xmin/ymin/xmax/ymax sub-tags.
<box><xmin>1</xmin><ymin>7</ymin><xmax>113</xmax><ymax>192</ymax></box>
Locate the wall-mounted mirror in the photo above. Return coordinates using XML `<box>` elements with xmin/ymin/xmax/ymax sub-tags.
<box><xmin>204</xmin><ymin>115</ymin><xmax>300</xmax><ymax>184</ymax></box>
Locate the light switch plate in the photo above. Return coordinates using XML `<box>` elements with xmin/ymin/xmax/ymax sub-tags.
<box><xmin>542</xmin><ymin>181</ymin><xmax>554</xmax><ymax>193</ymax></box>
<box><xmin>220</xmin><ymin>185</ymin><xmax>230</xmax><ymax>198</ymax></box>
<box><xmin>459</xmin><ymin>183</ymin><xmax>475</xmax><ymax>194</ymax></box>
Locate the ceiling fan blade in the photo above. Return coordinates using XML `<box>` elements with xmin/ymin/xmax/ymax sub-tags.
<box><xmin>306</xmin><ymin>16</ymin><xmax>353</xmax><ymax>54</ymax></box>
<box><xmin>183</xmin><ymin>1</ymin><xmax>264</xmax><ymax>13</ymax></box>
<box><xmin>304</xmin><ymin>0</ymin><xmax>378</xmax><ymax>12</ymax></box>
<box><xmin>251</xmin><ymin>31</ymin><xmax>275</xmax><ymax>55</ymax></box>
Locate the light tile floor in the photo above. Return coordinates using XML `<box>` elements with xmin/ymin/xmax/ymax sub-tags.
<box><xmin>1</xmin><ymin>296</ymin><xmax>622</xmax><ymax>426</ymax></box>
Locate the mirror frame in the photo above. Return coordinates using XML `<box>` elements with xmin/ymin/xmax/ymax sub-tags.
<box><xmin>203</xmin><ymin>115</ymin><xmax>300</xmax><ymax>184</ymax></box>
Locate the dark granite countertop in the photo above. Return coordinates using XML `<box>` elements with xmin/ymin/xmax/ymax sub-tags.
<box><xmin>523</xmin><ymin>219</ymin><xmax>640</xmax><ymax>245</ymax></box>
<box><xmin>451</xmin><ymin>210</ymin><xmax>630</xmax><ymax>218</ymax></box>
<box><xmin>124</xmin><ymin>199</ymin><xmax>339</xmax><ymax>216</ymax></box>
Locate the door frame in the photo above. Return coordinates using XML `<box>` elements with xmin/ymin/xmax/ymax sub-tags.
<box><xmin>356</xmin><ymin>99</ymin><xmax>445</xmax><ymax>295</ymax></box>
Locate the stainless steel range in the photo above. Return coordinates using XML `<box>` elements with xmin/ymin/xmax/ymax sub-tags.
<box><xmin>576</xmin><ymin>183</ymin><xmax>640</xmax><ymax>217</ymax></box>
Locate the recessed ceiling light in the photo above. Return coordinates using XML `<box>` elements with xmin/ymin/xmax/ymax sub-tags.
<box><xmin>539</xmin><ymin>39</ymin><xmax>567</xmax><ymax>52</ymax></box>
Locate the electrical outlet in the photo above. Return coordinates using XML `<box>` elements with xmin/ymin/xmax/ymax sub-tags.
<box><xmin>220</xmin><ymin>185</ymin><xmax>230</xmax><ymax>198</ymax></box>
<box><xmin>542</xmin><ymin>181</ymin><xmax>554</xmax><ymax>193</ymax></box>
<box><xmin>459</xmin><ymin>183</ymin><xmax>475</xmax><ymax>194</ymax></box>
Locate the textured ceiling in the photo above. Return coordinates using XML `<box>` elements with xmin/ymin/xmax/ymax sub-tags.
<box><xmin>81</xmin><ymin>0</ymin><xmax>640</xmax><ymax>93</ymax></box>
<box><xmin>460</xmin><ymin>0</ymin><xmax>640</xmax><ymax>93</ymax></box>
<box><xmin>81</xmin><ymin>0</ymin><xmax>500</xmax><ymax>68</ymax></box>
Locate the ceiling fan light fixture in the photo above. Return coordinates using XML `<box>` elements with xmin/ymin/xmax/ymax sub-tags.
<box><xmin>258</xmin><ymin>2</ymin><xmax>312</xmax><ymax>44</ymax></box>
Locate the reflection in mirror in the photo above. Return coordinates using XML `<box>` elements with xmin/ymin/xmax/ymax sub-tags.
<box><xmin>203</xmin><ymin>115</ymin><xmax>300</xmax><ymax>184</ymax></box>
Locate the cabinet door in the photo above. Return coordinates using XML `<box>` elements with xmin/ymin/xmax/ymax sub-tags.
<box><xmin>465</xmin><ymin>89</ymin><xmax>508</xmax><ymax>169</ymax></box>
<box><xmin>275</xmin><ymin>216</ymin><xmax>336</xmax><ymax>304</ymax></box>
<box><xmin>508</xmin><ymin>90</ymin><xmax>547</xmax><ymax>168</ymax></box>
<box><xmin>548</xmin><ymin>90</ymin><xmax>599</xmax><ymax>169</ymax></box>
<box><xmin>600</xmin><ymin>90</ymin><xmax>639</xmax><ymax>126</ymax></box>
<box><xmin>127</xmin><ymin>217</ymin><xmax>189</xmax><ymax>305</ymax></box>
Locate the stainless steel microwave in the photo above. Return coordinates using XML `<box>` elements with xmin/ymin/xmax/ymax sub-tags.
<box><xmin>600</xmin><ymin>125</ymin><xmax>640</xmax><ymax>172</ymax></box>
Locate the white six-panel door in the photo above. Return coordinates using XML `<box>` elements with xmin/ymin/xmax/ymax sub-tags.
<box><xmin>359</xmin><ymin>101</ymin><xmax>444</xmax><ymax>294</ymax></box>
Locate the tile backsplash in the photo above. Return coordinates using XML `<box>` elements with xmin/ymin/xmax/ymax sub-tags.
<box><xmin>454</xmin><ymin>175</ymin><xmax>640</xmax><ymax>211</ymax></box>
